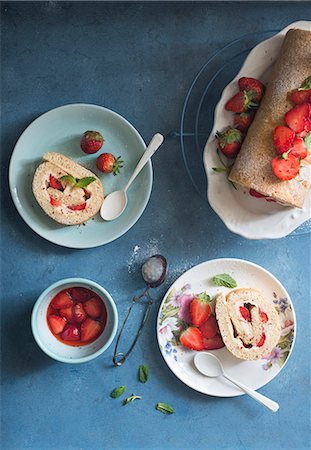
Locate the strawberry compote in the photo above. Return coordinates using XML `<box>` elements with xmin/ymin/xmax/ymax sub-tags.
<box><xmin>47</xmin><ymin>287</ymin><xmax>107</xmax><ymax>346</ymax></box>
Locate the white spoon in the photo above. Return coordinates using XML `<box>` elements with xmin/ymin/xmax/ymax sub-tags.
<box><xmin>100</xmin><ymin>133</ymin><xmax>164</xmax><ymax>221</ymax></box>
<box><xmin>194</xmin><ymin>352</ymin><xmax>279</xmax><ymax>412</ymax></box>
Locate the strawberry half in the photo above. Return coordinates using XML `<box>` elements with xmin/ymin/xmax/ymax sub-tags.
<box><xmin>239</xmin><ymin>306</ymin><xmax>251</xmax><ymax>322</ymax></box>
<box><xmin>59</xmin><ymin>306</ymin><xmax>74</xmax><ymax>322</ymax></box>
<box><xmin>225</xmin><ymin>91</ymin><xmax>257</xmax><ymax>113</ymax></box>
<box><xmin>203</xmin><ymin>335</ymin><xmax>225</xmax><ymax>350</ymax></box>
<box><xmin>199</xmin><ymin>314</ymin><xmax>219</xmax><ymax>339</ymax></box>
<box><xmin>68</xmin><ymin>203</ymin><xmax>86</xmax><ymax>211</ymax></box>
<box><xmin>189</xmin><ymin>293</ymin><xmax>211</xmax><ymax>327</ymax></box>
<box><xmin>49</xmin><ymin>174</ymin><xmax>63</xmax><ymax>190</ymax></box>
<box><xmin>271</xmin><ymin>153</ymin><xmax>300</xmax><ymax>181</ymax></box>
<box><xmin>273</xmin><ymin>125</ymin><xmax>295</xmax><ymax>154</ymax></box>
<box><xmin>256</xmin><ymin>333</ymin><xmax>266</xmax><ymax>347</ymax></box>
<box><xmin>71</xmin><ymin>287</ymin><xmax>92</xmax><ymax>302</ymax></box>
<box><xmin>51</xmin><ymin>291</ymin><xmax>73</xmax><ymax>309</ymax></box>
<box><xmin>48</xmin><ymin>315</ymin><xmax>67</xmax><ymax>334</ymax></box>
<box><xmin>61</xmin><ymin>325</ymin><xmax>80</xmax><ymax>341</ymax></box>
<box><xmin>289</xmin><ymin>89</ymin><xmax>311</xmax><ymax>105</ymax></box>
<box><xmin>238</xmin><ymin>77</ymin><xmax>265</xmax><ymax>103</ymax></box>
<box><xmin>179</xmin><ymin>327</ymin><xmax>204</xmax><ymax>351</ymax></box>
<box><xmin>49</xmin><ymin>196</ymin><xmax>61</xmax><ymax>207</ymax></box>
<box><xmin>216</xmin><ymin>128</ymin><xmax>243</xmax><ymax>159</ymax></box>
<box><xmin>81</xmin><ymin>318</ymin><xmax>102</xmax><ymax>342</ymax></box>
<box><xmin>284</xmin><ymin>103</ymin><xmax>311</xmax><ymax>133</ymax></box>
<box><xmin>259</xmin><ymin>310</ymin><xmax>268</xmax><ymax>323</ymax></box>
<box><xmin>73</xmin><ymin>302</ymin><xmax>87</xmax><ymax>323</ymax></box>
<box><xmin>233</xmin><ymin>111</ymin><xmax>255</xmax><ymax>132</ymax></box>
<box><xmin>83</xmin><ymin>297</ymin><xmax>102</xmax><ymax>319</ymax></box>
<box><xmin>289</xmin><ymin>137</ymin><xmax>308</xmax><ymax>160</ymax></box>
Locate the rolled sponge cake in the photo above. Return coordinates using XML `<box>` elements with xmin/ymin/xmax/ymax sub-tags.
<box><xmin>228</xmin><ymin>28</ymin><xmax>311</xmax><ymax>208</ymax></box>
<box><xmin>215</xmin><ymin>288</ymin><xmax>281</xmax><ymax>360</ymax></box>
<box><xmin>32</xmin><ymin>152</ymin><xmax>104</xmax><ymax>225</ymax></box>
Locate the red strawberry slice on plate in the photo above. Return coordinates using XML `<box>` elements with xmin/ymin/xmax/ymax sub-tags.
<box><xmin>48</xmin><ymin>315</ymin><xmax>67</xmax><ymax>334</ymax></box>
<box><xmin>81</xmin><ymin>318</ymin><xmax>102</xmax><ymax>342</ymax></box>
<box><xmin>84</xmin><ymin>297</ymin><xmax>102</xmax><ymax>319</ymax></box>
<box><xmin>59</xmin><ymin>306</ymin><xmax>74</xmax><ymax>322</ymax></box>
<box><xmin>73</xmin><ymin>302</ymin><xmax>87</xmax><ymax>323</ymax></box>
<box><xmin>51</xmin><ymin>291</ymin><xmax>73</xmax><ymax>309</ymax></box>
<box><xmin>273</xmin><ymin>125</ymin><xmax>295</xmax><ymax>154</ymax></box>
<box><xmin>289</xmin><ymin>137</ymin><xmax>308</xmax><ymax>159</ymax></box>
<box><xmin>49</xmin><ymin>174</ymin><xmax>63</xmax><ymax>190</ymax></box>
<box><xmin>71</xmin><ymin>287</ymin><xmax>92</xmax><ymax>302</ymax></box>
<box><xmin>284</xmin><ymin>103</ymin><xmax>311</xmax><ymax>133</ymax></box>
<box><xmin>189</xmin><ymin>293</ymin><xmax>211</xmax><ymax>327</ymax></box>
<box><xmin>199</xmin><ymin>314</ymin><xmax>219</xmax><ymax>339</ymax></box>
<box><xmin>271</xmin><ymin>153</ymin><xmax>300</xmax><ymax>181</ymax></box>
<box><xmin>239</xmin><ymin>306</ymin><xmax>251</xmax><ymax>322</ymax></box>
<box><xmin>62</xmin><ymin>325</ymin><xmax>80</xmax><ymax>341</ymax></box>
<box><xmin>203</xmin><ymin>335</ymin><xmax>225</xmax><ymax>350</ymax></box>
<box><xmin>238</xmin><ymin>77</ymin><xmax>265</xmax><ymax>102</ymax></box>
<box><xmin>179</xmin><ymin>327</ymin><xmax>204</xmax><ymax>351</ymax></box>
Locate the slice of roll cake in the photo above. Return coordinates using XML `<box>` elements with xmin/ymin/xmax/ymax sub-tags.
<box><xmin>32</xmin><ymin>152</ymin><xmax>104</xmax><ymax>225</ymax></box>
<box><xmin>215</xmin><ymin>288</ymin><xmax>281</xmax><ymax>360</ymax></box>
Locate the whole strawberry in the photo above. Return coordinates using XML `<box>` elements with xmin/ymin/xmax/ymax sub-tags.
<box><xmin>80</xmin><ymin>130</ymin><xmax>104</xmax><ymax>154</ymax></box>
<box><xmin>96</xmin><ymin>153</ymin><xmax>123</xmax><ymax>175</ymax></box>
<box><xmin>216</xmin><ymin>127</ymin><xmax>243</xmax><ymax>158</ymax></box>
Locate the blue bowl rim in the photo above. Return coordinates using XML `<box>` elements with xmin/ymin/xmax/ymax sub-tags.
<box><xmin>31</xmin><ymin>277</ymin><xmax>118</xmax><ymax>364</ymax></box>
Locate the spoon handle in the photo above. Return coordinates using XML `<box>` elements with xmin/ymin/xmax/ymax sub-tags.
<box><xmin>124</xmin><ymin>133</ymin><xmax>164</xmax><ymax>192</ymax></box>
<box><xmin>223</xmin><ymin>373</ymin><xmax>279</xmax><ymax>412</ymax></box>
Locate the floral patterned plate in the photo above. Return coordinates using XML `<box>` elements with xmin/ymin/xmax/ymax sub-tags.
<box><xmin>157</xmin><ymin>258</ymin><xmax>295</xmax><ymax>397</ymax></box>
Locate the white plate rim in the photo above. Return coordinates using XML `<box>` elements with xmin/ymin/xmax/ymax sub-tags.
<box><xmin>156</xmin><ymin>257</ymin><xmax>296</xmax><ymax>397</ymax></box>
<box><xmin>203</xmin><ymin>21</ymin><xmax>311</xmax><ymax>240</ymax></box>
<box><xmin>8</xmin><ymin>103</ymin><xmax>153</xmax><ymax>249</ymax></box>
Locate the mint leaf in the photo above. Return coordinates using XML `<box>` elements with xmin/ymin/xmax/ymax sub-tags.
<box><xmin>138</xmin><ymin>364</ymin><xmax>149</xmax><ymax>383</ymax></box>
<box><xmin>212</xmin><ymin>274</ymin><xmax>237</xmax><ymax>288</ymax></box>
<box><xmin>75</xmin><ymin>177</ymin><xmax>96</xmax><ymax>188</ymax></box>
<box><xmin>299</xmin><ymin>76</ymin><xmax>311</xmax><ymax>91</ymax></box>
<box><xmin>123</xmin><ymin>394</ymin><xmax>141</xmax><ymax>405</ymax></box>
<box><xmin>155</xmin><ymin>402</ymin><xmax>174</xmax><ymax>415</ymax></box>
<box><xmin>60</xmin><ymin>174</ymin><xmax>77</xmax><ymax>185</ymax></box>
<box><xmin>110</xmin><ymin>386</ymin><xmax>126</xmax><ymax>398</ymax></box>
<box><xmin>304</xmin><ymin>132</ymin><xmax>311</xmax><ymax>152</ymax></box>
<box><xmin>212</xmin><ymin>167</ymin><xmax>227</xmax><ymax>173</ymax></box>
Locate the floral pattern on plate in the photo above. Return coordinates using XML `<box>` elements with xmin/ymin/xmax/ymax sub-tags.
<box><xmin>158</xmin><ymin>284</ymin><xmax>295</xmax><ymax>371</ymax></box>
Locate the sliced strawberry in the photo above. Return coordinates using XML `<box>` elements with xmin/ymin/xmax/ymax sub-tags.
<box><xmin>189</xmin><ymin>293</ymin><xmax>211</xmax><ymax>327</ymax></box>
<box><xmin>61</xmin><ymin>325</ymin><xmax>80</xmax><ymax>341</ymax></box>
<box><xmin>179</xmin><ymin>327</ymin><xmax>204</xmax><ymax>351</ymax></box>
<box><xmin>50</xmin><ymin>196</ymin><xmax>61</xmax><ymax>207</ymax></box>
<box><xmin>259</xmin><ymin>310</ymin><xmax>268</xmax><ymax>323</ymax></box>
<box><xmin>59</xmin><ymin>306</ymin><xmax>74</xmax><ymax>322</ymax></box>
<box><xmin>68</xmin><ymin>202</ymin><xmax>86</xmax><ymax>211</ymax></box>
<box><xmin>225</xmin><ymin>91</ymin><xmax>257</xmax><ymax>113</ymax></box>
<box><xmin>48</xmin><ymin>314</ymin><xmax>67</xmax><ymax>334</ymax></box>
<box><xmin>83</xmin><ymin>189</ymin><xmax>91</xmax><ymax>200</ymax></box>
<box><xmin>249</xmin><ymin>189</ymin><xmax>266</xmax><ymax>198</ymax></box>
<box><xmin>81</xmin><ymin>318</ymin><xmax>102</xmax><ymax>342</ymax></box>
<box><xmin>284</xmin><ymin>103</ymin><xmax>311</xmax><ymax>133</ymax></box>
<box><xmin>71</xmin><ymin>287</ymin><xmax>92</xmax><ymax>302</ymax></box>
<box><xmin>199</xmin><ymin>315</ymin><xmax>219</xmax><ymax>339</ymax></box>
<box><xmin>289</xmin><ymin>137</ymin><xmax>308</xmax><ymax>160</ymax></box>
<box><xmin>203</xmin><ymin>335</ymin><xmax>225</xmax><ymax>350</ymax></box>
<box><xmin>49</xmin><ymin>174</ymin><xmax>63</xmax><ymax>190</ymax></box>
<box><xmin>239</xmin><ymin>306</ymin><xmax>251</xmax><ymax>322</ymax></box>
<box><xmin>51</xmin><ymin>291</ymin><xmax>73</xmax><ymax>309</ymax></box>
<box><xmin>73</xmin><ymin>302</ymin><xmax>87</xmax><ymax>323</ymax></box>
<box><xmin>273</xmin><ymin>125</ymin><xmax>295</xmax><ymax>154</ymax></box>
<box><xmin>271</xmin><ymin>153</ymin><xmax>300</xmax><ymax>181</ymax></box>
<box><xmin>216</xmin><ymin>128</ymin><xmax>243</xmax><ymax>159</ymax></box>
<box><xmin>238</xmin><ymin>77</ymin><xmax>265</xmax><ymax>102</ymax></box>
<box><xmin>233</xmin><ymin>111</ymin><xmax>255</xmax><ymax>132</ymax></box>
<box><xmin>83</xmin><ymin>297</ymin><xmax>102</xmax><ymax>319</ymax></box>
<box><xmin>257</xmin><ymin>333</ymin><xmax>266</xmax><ymax>347</ymax></box>
<box><xmin>289</xmin><ymin>89</ymin><xmax>311</xmax><ymax>105</ymax></box>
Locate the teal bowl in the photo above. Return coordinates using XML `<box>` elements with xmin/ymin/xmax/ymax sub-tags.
<box><xmin>31</xmin><ymin>278</ymin><xmax>118</xmax><ymax>363</ymax></box>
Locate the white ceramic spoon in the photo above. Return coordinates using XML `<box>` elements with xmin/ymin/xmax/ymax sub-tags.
<box><xmin>100</xmin><ymin>133</ymin><xmax>164</xmax><ymax>221</ymax></box>
<box><xmin>194</xmin><ymin>352</ymin><xmax>279</xmax><ymax>412</ymax></box>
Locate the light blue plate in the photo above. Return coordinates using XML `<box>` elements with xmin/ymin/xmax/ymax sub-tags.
<box><xmin>9</xmin><ymin>104</ymin><xmax>153</xmax><ymax>248</ymax></box>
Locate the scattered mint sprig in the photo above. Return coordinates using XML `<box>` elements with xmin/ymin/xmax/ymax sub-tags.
<box><xmin>110</xmin><ymin>386</ymin><xmax>126</xmax><ymax>398</ymax></box>
<box><xmin>123</xmin><ymin>394</ymin><xmax>141</xmax><ymax>406</ymax></box>
<box><xmin>138</xmin><ymin>364</ymin><xmax>149</xmax><ymax>383</ymax></box>
<box><xmin>155</xmin><ymin>402</ymin><xmax>174</xmax><ymax>415</ymax></box>
<box><xmin>212</xmin><ymin>273</ymin><xmax>237</xmax><ymax>288</ymax></box>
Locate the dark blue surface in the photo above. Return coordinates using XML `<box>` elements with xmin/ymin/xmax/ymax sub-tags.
<box><xmin>1</xmin><ymin>2</ymin><xmax>310</xmax><ymax>449</ymax></box>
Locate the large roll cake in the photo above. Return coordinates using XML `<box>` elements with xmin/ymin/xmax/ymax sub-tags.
<box><xmin>229</xmin><ymin>29</ymin><xmax>311</xmax><ymax>208</ymax></box>
<box><xmin>215</xmin><ymin>289</ymin><xmax>281</xmax><ymax>360</ymax></box>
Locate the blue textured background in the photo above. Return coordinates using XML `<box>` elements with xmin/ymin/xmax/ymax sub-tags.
<box><xmin>1</xmin><ymin>2</ymin><xmax>310</xmax><ymax>449</ymax></box>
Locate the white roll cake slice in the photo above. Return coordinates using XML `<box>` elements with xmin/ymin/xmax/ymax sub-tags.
<box><xmin>32</xmin><ymin>152</ymin><xmax>104</xmax><ymax>225</ymax></box>
<box><xmin>215</xmin><ymin>288</ymin><xmax>281</xmax><ymax>360</ymax></box>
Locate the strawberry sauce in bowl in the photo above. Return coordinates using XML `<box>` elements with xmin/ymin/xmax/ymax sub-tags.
<box><xmin>32</xmin><ymin>278</ymin><xmax>118</xmax><ymax>363</ymax></box>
